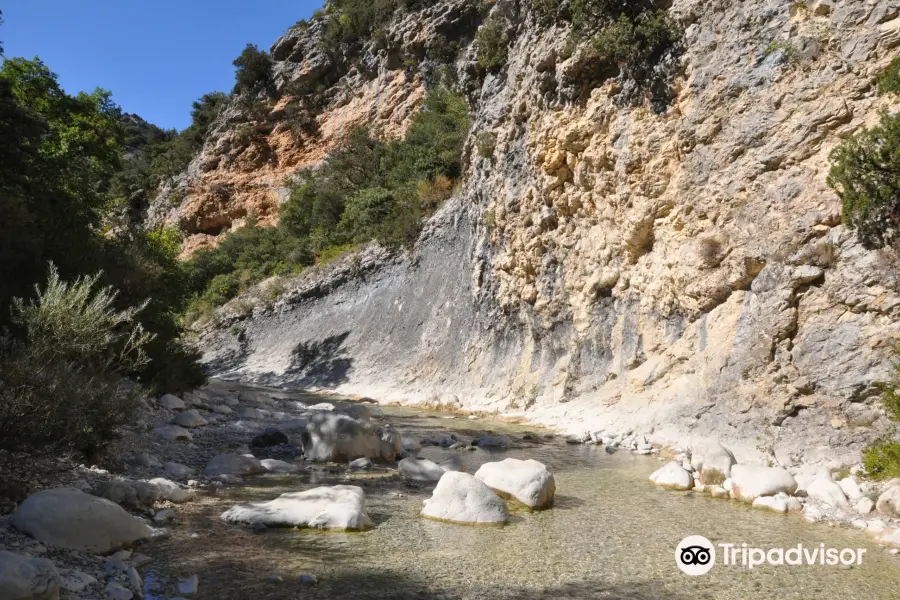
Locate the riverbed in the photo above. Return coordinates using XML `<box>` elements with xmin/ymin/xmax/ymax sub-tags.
<box><xmin>146</xmin><ymin>389</ymin><xmax>900</xmax><ymax>600</ymax></box>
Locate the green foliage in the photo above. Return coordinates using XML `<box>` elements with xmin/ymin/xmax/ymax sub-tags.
<box><xmin>863</xmin><ymin>345</ymin><xmax>900</xmax><ymax>480</ymax></box>
<box><xmin>878</xmin><ymin>57</ymin><xmax>900</xmax><ymax>96</ymax></box>
<box><xmin>476</xmin><ymin>16</ymin><xmax>510</xmax><ymax>73</ymax></box>
<box><xmin>186</xmin><ymin>87</ymin><xmax>471</xmax><ymax>311</ymax></box>
<box><xmin>232</xmin><ymin>44</ymin><xmax>274</xmax><ymax>95</ymax></box>
<box><xmin>0</xmin><ymin>265</ymin><xmax>151</xmax><ymax>458</ymax></box>
<box><xmin>0</xmin><ymin>56</ymin><xmax>205</xmax><ymax>394</ymax></box>
<box><xmin>319</xmin><ymin>0</ymin><xmax>435</xmax><ymax>54</ymax></box>
<box><xmin>532</xmin><ymin>0</ymin><xmax>565</xmax><ymax>22</ymax></box>
<box><xmin>590</xmin><ymin>11</ymin><xmax>683</xmax><ymax>81</ymax></box>
<box><xmin>863</xmin><ymin>439</ymin><xmax>900</xmax><ymax>480</ymax></box>
<box><xmin>827</xmin><ymin>110</ymin><xmax>900</xmax><ymax>249</ymax></box>
<box><xmin>476</xmin><ymin>131</ymin><xmax>496</xmax><ymax>158</ymax></box>
<box><xmin>564</xmin><ymin>0</ymin><xmax>683</xmax><ymax>98</ymax></box>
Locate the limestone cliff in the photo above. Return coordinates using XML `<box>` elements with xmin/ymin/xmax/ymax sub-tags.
<box><xmin>175</xmin><ymin>0</ymin><xmax>900</xmax><ymax>470</ymax></box>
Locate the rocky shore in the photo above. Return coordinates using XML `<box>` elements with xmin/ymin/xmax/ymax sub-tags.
<box><xmin>2</xmin><ymin>382</ymin><xmax>900</xmax><ymax>600</ymax></box>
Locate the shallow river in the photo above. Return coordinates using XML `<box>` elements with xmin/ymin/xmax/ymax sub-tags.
<box><xmin>147</xmin><ymin>390</ymin><xmax>900</xmax><ymax>600</ymax></box>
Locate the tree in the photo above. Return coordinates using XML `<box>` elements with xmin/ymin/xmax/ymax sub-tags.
<box><xmin>828</xmin><ymin>110</ymin><xmax>900</xmax><ymax>249</ymax></box>
<box><xmin>233</xmin><ymin>44</ymin><xmax>273</xmax><ymax>94</ymax></box>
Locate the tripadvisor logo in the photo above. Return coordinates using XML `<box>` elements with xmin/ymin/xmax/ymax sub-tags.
<box><xmin>676</xmin><ymin>536</ymin><xmax>868</xmax><ymax>575</ymax></box>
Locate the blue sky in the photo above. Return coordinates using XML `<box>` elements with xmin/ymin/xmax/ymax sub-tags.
<box><xmin>1</xmin><ymin>1</ymin><xmax>323</xmax><ymax>130</ymax></box>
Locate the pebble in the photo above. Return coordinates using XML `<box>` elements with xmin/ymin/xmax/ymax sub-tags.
<box><xmin>267</xmin><ymin>575</ymin><xmax>283</xmax><ymax>584</ymax></box>
<box><xmin>299</xmin><ymin>573</ymin><xmax>318</xmax><ymax>586</ymax></box>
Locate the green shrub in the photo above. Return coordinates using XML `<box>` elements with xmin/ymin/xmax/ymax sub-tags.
<box><xmin>570</xmin><ymin>0</ymin><xmax>653</xmax><ymax>33</ymax></box>
<box><xmin>532</xmin><ymin>0</ymin><xmax>565</xmax><ymax>22</ymax></box>
<box><xmin>232</xmin><ymin>44</ymin><xmax>274</xmax><ymax>95</ymax></box>
<box><xmin>591</xmin><ymin>11</ymin><xmax>682</xmax><ymax>81</ymax></box>
<box><xmin>863</xmin><ymin>438</ymin><xmax>900</xmax><ymax>480</ymax></box>
<box><xmin>878</xmin><ymin>57</ymin><xmax>900</xmax><ymax>96</ymax></box>
<box><xmin>827</xmin><ymin>110</ymin><xmax>900</xmax><ymax>249</ymax></box>
<box><xmin>476</xmin><ymin>131</ymin><xmax>496</xmax><ymax>158</ymax></box>
<box><xmin>0</xmin><ymin>265</ymin><xmax>151</xmax><ymax>458</ymax></box>
<box><xmin>476</xmin><ymin>16</ymin><xmax>510</xmax><ymax>72</ymax></box>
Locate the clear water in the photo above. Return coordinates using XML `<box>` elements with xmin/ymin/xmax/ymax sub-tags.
<box><xmin>148</xmin><ymin>401</ymin><xmax>900</xmax><ymax>600</ymax></box>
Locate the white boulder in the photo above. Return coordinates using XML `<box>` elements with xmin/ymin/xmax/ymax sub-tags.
<box><xmin>220</xmin><ymin>485</ymin><xmax>372</xmax><ymax>531</ymax></box>
<box><xmin>304</xmin><ymin>412</ymin><xmax>394</xmax><ymax>462</ymax></box>
<box><xmin>399</xmin><ymin>458</ymin><xmax>445</xmax><ymax>482</ymax></box>
<box><xmin>730</xmin><ymin>465</ymin><xmax>798</xmax><ymax>501</ymax></box>
<box><xmin>648</xmin><ymin>462</ymin><xmax>694</xmax><ymax>491</ymax></box>
<box><xmin>211</xmin><ymin>404</ymin><xmax>233</xmax><ymax>415</ymax></box>
<box><xmin>11</xmin><ymin>488</ymin><xmax>150</xmax><ymax>553</ymax></box>
<box><xmin>163</xmin><ymin>462</ymin><xmax>196</xmax><ymax>479</ymax></box>
<box><xmin>752</xmin><ymin>493</ymin><xmax>803</xmax><ymax>514</ymax></box>
<box><xmin>806</xmin><ymin>477</ymin><xmax>850</xmax><ymax>509</ymax></box>
<box><xmin>260</xmin><ymin>459</ymin><xmax>300</xmax><ymax>474</ymax></box>
<box><xmin>159</xmin><ymin>394</ymin><xmax>185</xmax><ymax>411</ymax></box>
<box><xmin>148</xmin><ymin>478</ymin><xmax>191</xmax><ymax>503</ymax></box>
<box><xmin>0</xmin><ymin>551</ymin><xmax>60</xmax><ymax>600</ymax></box>
<box><xmin>838</xmin><ymin>477</ymin><xmax>863</xmax><ymax>502</ymax></box>
<box><xmin>203</xmin><ymin>454</ymin><xmax>266</xmax><ymax>477</ymax></box>
<box><xmin>153</xmin><ymin>425</ymin><xmax>192</xmax><ymax>442</ymax></box>
<box><xmin>856</xmin><ymin>497</ymin><xmax>875</xmax><ymax>514</ymax></box>
<box><xmin>474</xmin><ymin>458</ymin><xmax>556</xmax><ymax>508</ymax></box>
<box><xmin>421</xmin><ymin>472</ymin><xmax>508</xmax><ymax>525</ymax></box>
<box><xmin>690</xmin><ymin>441</ymin><xmax>736</xmax><ymax>484</ymax></box>
<box><xmin>174</xmin><ymin>409</ymin><xmax>207</xmax><ymax>428</ymax></box>
<box><xmin>876</xmin><ymin>485</ymin><xmax>900</xmax><ymax>516</ymax></box>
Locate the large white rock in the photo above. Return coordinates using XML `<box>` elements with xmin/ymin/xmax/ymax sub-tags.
<box><xmin>220</xmin><ymin>485</ymin><xmax>372</xmax><ymax>531</ymax></box>
<box><xmin>163</xmin><ymin>462</ymin><xmax>196</xmax><ymax>479</ymax></box>
<box><xmin>689</xmin><ymin>441</ymin><xmax>736</xmax><ymax>484</ymax></box>
<box><xmin>153</xmin><ymin>425</ymin><xmax>192</xmax><ymax>442</ymax></box>
<box><xmin>837</xmin><ymin>477</ymin><xmax>863</xmax><ymax>502</ymax></box>
<box><xmin>159</xmin><ymin>394</ymin><xmax>185</xmax><ymax>411</ymax></box>
<box><xmin>730</xmin><ymin>465</ymin><xmax>798</xmax><ymax>501</ymax></box>
<box><xmin>96</xmin><ymin>480</ymin><xmax>161</xmax><ymax>511</ymax></box>
<box><xmin>752</xmin><ymin>493</ymin><xmax>803</xmax><ymax>514</ymax></box>
<box><xmin>174</xmin><ymin>409</ymin><xmax>208</xmax><ymax>428</ymax></box>
<box><xmin>260</xmin><ymin>459</ymin><xmax>300</xmax><ymax>474</ymax></box>
<box><xmin>648</xmin><ymin>462</ymin><xmax>694</xmax><ymax>491</ymax></box>
<box><xmin>305</xmin><ymin>412</ymin><xmax>395</xmax><ymax>462</ymax></box>
<box><xmin>399</xmin><ymin>458</ymin><xmax>445</xmax><ymax>482</ymax></box>
<box><xmin>474</xmin><ymin>458</ymin><xmax>556</xmax><ymax>508</ymax></box>
<box><xmin>421</xmin><ymin>472</ymin><xmax>508</xmax><ymax>525</ymax></box>
<box><xmin>148</xmin><ymin>478</ymin><xmax>191</xmax><ymax>503</ymax></box>
<box><xmin>876</xmin><ymin>486</ymin><xmax>900</xmax><ymax>516</ymax></box>
<box><xmin>806</xmin><ymin>477</ymin><xmax>850</xmax><ymax>508</ymax></box>
<box><xmin>0</xmin><ymin>551</ymin><xmax>60</xmax><ymax>600</ymax></box>
<box><xmin>203</xmin><ymin>454</ymin><xmax>266</xmax><ymax>477</ymax></box>
<box><xmin>211</xmin><ymin>404</ymin><xmax>233</xmax><ymax>415</ymax></box>
<box><xmin>11</xmin><ymin>488</ymin><xmax>150</xmax><ymax>553</ymax></box>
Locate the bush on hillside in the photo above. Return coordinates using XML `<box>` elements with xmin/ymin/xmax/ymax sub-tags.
<box><xmin>591</xmin><ymin>12</ymin><xmax>682</xmax><ymax>81</ymax></box>
<box><xmin>233</xmin><ymin>44</ymin><xmax>274</xmax><ymax>95</ymax></box>
<box><xmin>878</xmin><ymin>57</ymin><xmax>900</xmax><ymax>96</ymax></box>
<box><xmin>0</xmin><ymin>265</ymin><xmax>151</xmax><ymax>458</ymax></box>
<box><xmin>476</xmin><ymin>16</ymin><xmax>510</xmax><ymax>73</ymax></box>
<box><xmin>827</xmin><ymin>110</ymin><xmax>900</xmax><ymax>249</ymax></box>
<box><xmin>185</xmin><ymin>87</ymin><xmax>471</xmax><ymax>312</ymax></box>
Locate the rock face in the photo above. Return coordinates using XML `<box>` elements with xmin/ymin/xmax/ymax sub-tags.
<box><xmin>730</xmin><ymin>465</ymin><xmax>798</xmax><ymax>502</ymax></box>
<box><xmin>11</xmin><ymin>488</ymin><xmax>150</xmax><ymax>553</ymax></box>
<box><xmin>421</xmin><ymin>472</ymin><xmax>509</xmax><ymax>525</ymax></box>
<box><xmin>0</xmin><ymin>551</ymin><xmax>60</xmax><ymax>600</ymax></box>
<box><xmin>186</xmin><ymin>0</ymin><xmax>900</xmax><ymax>469</ymax></box>
<box><xmin>220</xmin><ymin>485</ymin><xmax>372</xmax><ymax>531</ymax></box>
<box><xmin>649</xmin><ymin>462</ymin><xmax>694</xmax><ymax>492</ymax></box>
<box><xmin>304</xmin><ymin>412</ymin><xmax>397</xmax><ymax>462</ymax></box>
<box><xmin>474</xmin><ymin>459</ymin><xmax>556</xmax><ymax>508</ymax></box>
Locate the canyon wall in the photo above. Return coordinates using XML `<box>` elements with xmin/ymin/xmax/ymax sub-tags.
<box><xmin>173</xmin><ymin>0</ymin><xmax>900</xmax><ymax>469</ymax></box>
